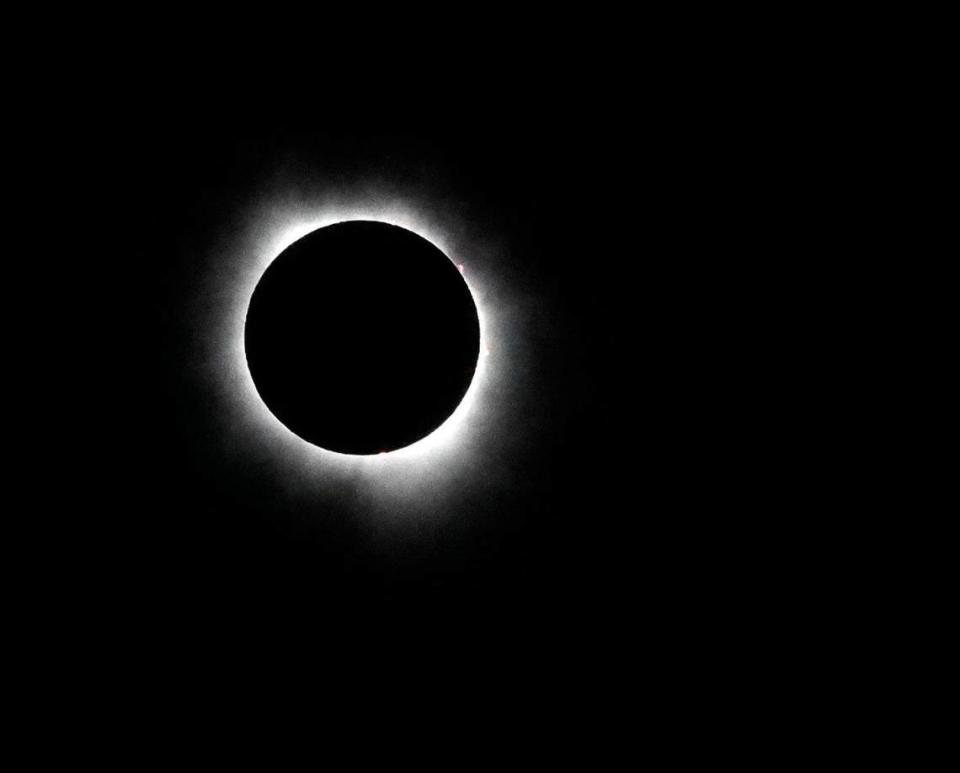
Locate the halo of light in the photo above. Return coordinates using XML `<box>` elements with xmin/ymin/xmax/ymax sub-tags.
<box><xmin>195</xmin><ymin>188</ymin><xmax>526</xmax><ymax>523</ymax></box>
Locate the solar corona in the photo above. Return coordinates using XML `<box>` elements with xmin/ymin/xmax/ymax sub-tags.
<box><xmin>196</xmin><ymin>192</ymin><xmax>524</xmax><ymax>518</ymax></box>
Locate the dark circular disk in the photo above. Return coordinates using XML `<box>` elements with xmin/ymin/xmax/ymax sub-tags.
<box><xmin>244</xmin><ymin>221</ymin><xmax>480</xmax><ymax>455</ymax></box>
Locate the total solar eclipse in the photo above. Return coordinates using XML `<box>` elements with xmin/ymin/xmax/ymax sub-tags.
<box><xmin>244</xmin><ymin>221</ymin><xmax>481</xmax><ymax>455</ymax></box>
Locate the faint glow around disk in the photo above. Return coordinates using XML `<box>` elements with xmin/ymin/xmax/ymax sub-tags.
<box><xmin>233</xmin><ymin>205</ymin><xmax>496</xmax><ymax>475</ymax></box>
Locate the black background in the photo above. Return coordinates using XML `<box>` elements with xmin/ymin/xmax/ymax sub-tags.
<box><xmin>92</xmin><ymin>88</ymin><xmax>638</xmax><ymax>661</ymax></box>
<box><xmin>15</xmin><ymin>23</ymin><xmax>871</xmax><ymax>755</ymax></box>
<box><xmin>52</xmin><ymin>64</ymin><xmax>745</xmax><ymax>702</ymax></box>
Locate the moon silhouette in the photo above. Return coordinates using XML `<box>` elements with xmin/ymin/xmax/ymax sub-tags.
<box><xmin>244</xmin><ymin>221</ymin><xmax>481</xmax><ymax>455</ymax></box>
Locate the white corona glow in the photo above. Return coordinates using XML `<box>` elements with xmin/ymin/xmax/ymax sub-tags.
<box><xmin>222</xmin><ymin>198</ymin><xmax>503</xmax><ymax>493</ymax></box>
<box><xmin>189</xmin><ymin>180</ymin><xmax>530</xmax><ymax>530</ymax></box>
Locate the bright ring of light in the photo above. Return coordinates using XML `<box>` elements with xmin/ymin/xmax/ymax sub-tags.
<box><xmin>193</xmin><ymin>187</ymin><xmax>525</xmax><ymax>527</ymax></box>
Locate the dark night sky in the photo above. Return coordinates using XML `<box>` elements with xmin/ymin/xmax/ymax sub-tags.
<box><xmin>56</xmin><ymin>74</ymin><xmax>752</xmax><ymax>691</ymax></box>
<box><xmin>92</xmin><ymin>95</ymin><xmax>625</xmax><ymax>642</ymax></box>
<box><xmin>16</xmin><ymin>27</ymin><xmax>858</xmax><ymax>754</ymax></box>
